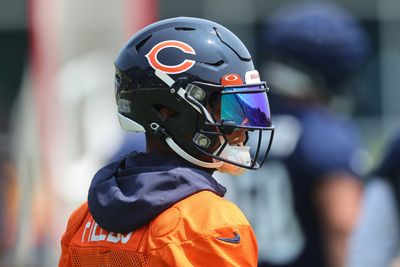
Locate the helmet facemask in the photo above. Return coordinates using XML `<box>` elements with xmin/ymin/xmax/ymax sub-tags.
<box><xmin>152</xmin><ymin>70</ymin><xmax>275</xmax><ymax>174</ymax></box>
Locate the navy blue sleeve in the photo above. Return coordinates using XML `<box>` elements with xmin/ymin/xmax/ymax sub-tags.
<box><xmin>288</xmin><ymin>111</ymin><xmax>363</xmax><ymax>183</ymax></box>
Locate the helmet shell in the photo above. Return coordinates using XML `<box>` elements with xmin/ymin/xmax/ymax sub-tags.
<box><xmin>114</xmin><ymin>17</ymin><xmax>257</xmax><ymax>159</ymax></box>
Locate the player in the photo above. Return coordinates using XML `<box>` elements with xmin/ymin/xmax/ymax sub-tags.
<box><xmin>214</xmin><ymin>2</ymin><xmax>370</xmax><ymax>267</ymax></box>
<box><xmin>58</xmin><ymin>17</ymin><xmax>274</xmax><ymax>266</ymax></box>
<box><xmin>258</xmin><ymin>2</ymin><xmax>369</xmax><ymax>267</ymax></box>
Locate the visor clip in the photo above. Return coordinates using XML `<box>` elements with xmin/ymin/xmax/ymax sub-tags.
<box><xmin>193</xmin><ymin>133</ymin><xmax>211</xmax><ymax>148</ymax></box>
<box><xmin>186</xmin><ymin>84</ymin><xmax>206</xmax><ymax>101</ymax></box>
<box><xmin>171</xmin><ymin>77</ymin><xmax>188</xmax><ymax>91</ymax></box>
<box><xmin>150</xmin><ymin>122</ymin><xmax>170</xmax><ymax>141</ymax></box>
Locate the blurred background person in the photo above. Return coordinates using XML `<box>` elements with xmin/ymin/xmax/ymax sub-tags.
<box><xmin>257</xmin><ymin>2</ymin><xmax>371</xmax><ymax>267</ymax></box>
<box><xmin>9</xmin><ymin>1</ymin><xmax>151</xmax><ymax>266</ymax></box>
<box><xmin>216</xmin><ymin>1</ymin><xmax>371</xmax><ymax>267</ymax></box>
<box><xmin>347</xmin><ymin>130</ymin><xmax>400</xmax><ymax>267</ymax></box>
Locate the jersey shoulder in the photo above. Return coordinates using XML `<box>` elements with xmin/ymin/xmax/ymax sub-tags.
<box><xmin>148</xmin><ymin>191</ymin><xmax>257</xmax><ymax>266</ymax></box>
<box><xmin>149</xmin><ymin>190</ymin><xmax>251</xmax><ymax>244</ymax></box>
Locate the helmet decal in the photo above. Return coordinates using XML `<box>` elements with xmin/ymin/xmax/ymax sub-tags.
<box><xmin>145</xmin><ymin>40</ymin><xmax>196</xmax><ymax>74</ymax></box>
<box><xmin>245</xmin><ymin>70</ymin><xmax>261</xmax><ymax>84</ymax></box>
<box><xmin>221</xmin><ymin>74</ymin><xmax>242</xmax><ymax>86</ymax></box>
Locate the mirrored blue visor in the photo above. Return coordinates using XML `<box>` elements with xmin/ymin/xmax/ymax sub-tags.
<box><xmin>220</xmin><ymin>86</ymin><xmax>272</xmax><ymax>128</ymax></box>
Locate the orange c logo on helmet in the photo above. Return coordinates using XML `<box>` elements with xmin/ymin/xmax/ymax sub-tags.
<box><xmin>145</xmin><ymin>40</ymin><xmax>196</xmax><ymax>74</ymax></box>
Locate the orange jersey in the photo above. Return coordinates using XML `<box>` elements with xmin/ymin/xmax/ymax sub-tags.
<box><xmin>59</xmin><ymin>190</ymin><xmax>258</xmax><ymax>266</ymax></box>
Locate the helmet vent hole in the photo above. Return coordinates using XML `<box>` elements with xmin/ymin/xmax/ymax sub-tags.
<box><xmin>213</xmin><ymin>27</ymin><xmax>251</xmax><ymax>62</ymax></box>
<box><xmin>175</xmin><ymin>27</ymin><xmax>196</xmax><ymax>31</ymax></box>
<box><xmin>200</xmin><ymin>60</ymin><xmax>225</xmax><ymax>67</ymax></box>
<box><xmin>135</xmin><ymin>35</ymin><xmax>152</xmax><ymax>53</ymax></box>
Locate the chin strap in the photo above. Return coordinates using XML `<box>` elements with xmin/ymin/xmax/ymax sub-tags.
<box><xmin>165</xmin><ymin>137</ymin><xmax>224</xmax><ymax>169</ymax></box>
<box><xmin>215</xmin><ymin>143</ymin><xmax>251</xmax><ymax>176</ymax></box>
<box><xmin>148</xmin><ymin>121</ymin><xmax>222</xmax><ymax>169</ymax></box>
<box><xmin>166</xmin><ymin>135</ymin><xmax>250</xmax><ymax>175</ymax></box>
<box><xmin>167</xmin><ymin>134</ymin><xmax>251</xmax><ymax>175</ymax></box>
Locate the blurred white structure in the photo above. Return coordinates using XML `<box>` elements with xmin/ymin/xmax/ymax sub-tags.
<box><xmin>12</xmin><ymin>0</ymin><xmax>155</xmax><ymax>266</ymax></box>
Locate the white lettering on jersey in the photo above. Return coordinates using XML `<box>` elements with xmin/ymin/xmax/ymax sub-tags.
<box><xmin>81</xmin><ymin>219</ymin><xmax>133</xmax><ymax>244</ymax></box>
<box><xmin>91</xmin><ymin>222</ymin><xmax>106</xmax><ymax>241</ymax></box>
<box><xmin>121</xmin><ymin>232</ymin><xmax>133</xmax><ymax>244</ymax></box>
<box><xmin>106</xmin><ymin>232</ymin><xmax>121</xmax><ymax>243</ymax></box>
<box><xmin>82</xmin><ymin>221</ymin><xmax>92</xmax><ymax>243</ymax></box>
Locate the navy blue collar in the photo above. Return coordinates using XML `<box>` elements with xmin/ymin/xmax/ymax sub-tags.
<box><xmin>88</xmin><ymin>152</ymin><xmax>226</xmax><ymax>233</ymax></box>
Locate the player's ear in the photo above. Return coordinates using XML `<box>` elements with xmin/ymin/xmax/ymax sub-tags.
<box><xmin>159</xmin><ymin>107</ymin><xmax>177</xmax><ymax>121</ymax></box>
<box><xmin>152</xmin><ymin>104</ymin><xmax>178</xmax><ymax>122</ymax></box>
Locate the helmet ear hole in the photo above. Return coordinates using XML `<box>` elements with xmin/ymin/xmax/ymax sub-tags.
<box><xmin>152</xmin><ymin>104</ymin><xmax>179</xmax><ymax>121</ymax></box>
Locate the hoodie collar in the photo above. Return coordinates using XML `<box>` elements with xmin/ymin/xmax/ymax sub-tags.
<box><xmin>88</xmin><ymin>152</ymin><xmax>226</xmax><ymax>233</ymax></box>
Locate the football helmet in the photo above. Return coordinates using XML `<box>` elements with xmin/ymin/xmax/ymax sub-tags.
<box><xmin>114</xmin><ymin>17</ymin><xmax>274</xmax><ymax>174</ymax></box>
<box><xmin>261</xmin><ymin>1</ymin><xmax>370</xmax><ymax>92</ymax></box>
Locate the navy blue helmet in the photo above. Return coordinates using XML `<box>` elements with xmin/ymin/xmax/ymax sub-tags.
<box><xmin>114</xmin><ymin>17</ymin><xmax>274</xmax><ymax>174</ymax></box>
<box><xmin>261</xmin><ymin>1</ymin><xmax>371</xmax><ymax>91</ymax></box>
